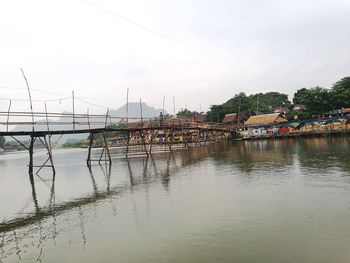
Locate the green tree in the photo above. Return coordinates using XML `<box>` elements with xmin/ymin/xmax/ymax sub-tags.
<box><xmin>206</xmin><ymin>105</ymin><xmax>225</xmax><ymax>122</ymax></box>
<box><xmin>293</xmin><ymin>86</ymin><xmax>331</xmax><ymax>114</ymax></box>
<box><xmin>262</xmin><ymin>92</ymin><xmax>291</xmax><ymax>109</ymax></box>
<box><xmin>330</xmin><ymin>77</ymin><xmax>350</xmax><ymax>109</ymax></box>
<box><xmin>176</xmin><ymin>109</ymin><xmax>198</xmax><ymax>118</ymax></box>
<box><xmin>207</xmin><ymin>91</ymin><xmax>291</xmax><ymax>122</ymax></box>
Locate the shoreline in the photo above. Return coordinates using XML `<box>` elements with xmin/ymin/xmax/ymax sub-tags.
<box><xmin>240</xmin><ymin>129</ymin><xmax>350</xmax><ymax>141</ymax></box>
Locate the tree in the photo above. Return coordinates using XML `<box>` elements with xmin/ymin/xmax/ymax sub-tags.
<box><xmin>206</xmin><ymin>91</ymin><xmax>292</xmax><ymax>122</ymax></box>
<box><xmin>293</xmin><ymin>86</ymin><xmax>331</xmax><ymax>114</ymax></box>
<box><xmin>176</xmin><ymin>109</ymin><xmax>198</xmax><ymax>118</ymax></box>
<box><xmin>206</xmin><ymin>105</ymin><xmax>225</xmax><ymax>122</ymax></box>
<box><xmin>262</xmin><ymin>92</ymin><xmax>291</xmax><ymax>109</ymax></box>
<box><xmin>330</xmin><ymin>77</ymin><xmax>350</xmax><ymax>109</ymax></box>
<box><xmin>0</xmin><ymin>136</ymin><xmax>5</xmax><ymax>148</ymax></box>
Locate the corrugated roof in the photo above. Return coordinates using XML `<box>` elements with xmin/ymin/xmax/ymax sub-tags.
<box><xmin>223</xmin><ymin>113</ymin><xmax>237</xmax><ymax>123</ymax></box>
<box><xmin>245</xmin><ymin>113</ymin><xmax>287</xmax><ymax>126</ymax></box>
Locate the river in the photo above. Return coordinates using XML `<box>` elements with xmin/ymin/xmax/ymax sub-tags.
<box><xmin>1</xmin><ymin>137</ymin><xmax>350</xmax><ymax>262</ymax></box>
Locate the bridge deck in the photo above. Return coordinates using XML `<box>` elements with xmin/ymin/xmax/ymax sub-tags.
<box><xmin>0</xmin><ymin>126</ymin><xmax>229</xmax><ymax>137</ymax></box>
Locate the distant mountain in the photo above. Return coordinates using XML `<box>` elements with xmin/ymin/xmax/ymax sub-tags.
<box><xmin>110</xmin><ymin>102</ymin><xmax>166</xmax><ymax>119</ymax></box>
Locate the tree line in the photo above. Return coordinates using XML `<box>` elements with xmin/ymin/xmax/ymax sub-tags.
<box><xmin>206</xmin><ymin>76</ymin><xmax>350</xmax><ymax>122</ymax></box>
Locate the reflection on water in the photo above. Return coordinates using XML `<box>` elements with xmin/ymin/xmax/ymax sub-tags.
<box><xmin>216</xmin><ymin>137</ymin><xmax>350</xmax><ymax>174</ymax></box>
<box><xmin>1</xmin><ymin>137</ymin><xmax>350</xmax><ymax>262</ymax></box>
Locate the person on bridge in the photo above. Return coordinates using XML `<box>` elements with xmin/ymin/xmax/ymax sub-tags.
<box><xmin>159</xmin><ymin>112</ymin><xmax>164</xmax><ymax>127</ymax></box>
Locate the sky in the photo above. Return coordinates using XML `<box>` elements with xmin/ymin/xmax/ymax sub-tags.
<box><xmin>1</xmin><ymin>0</ymin><xmax>350</xmax><ymax>115</ymax></box>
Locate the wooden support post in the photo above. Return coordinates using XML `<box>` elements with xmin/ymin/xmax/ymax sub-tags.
<box><xmin>72</xmin><ymin>91</ymin><xmax>75</xmax><ymax>132</ymax></box>
<box><xmin>21</xmin><ymin>69</ymin><xmax>35</xmax><ymax>133</ymax></box>
<box><xmin>126</xmin><ymin>131</ymin><xmax>130</xmax><ymax>158</ymax></box>
<box><xmin>167</xmin><ymin>129</ymin><xmax>172</xmax><ymax>153</ymax></box>
<box><xmin>149</xmin><ymin>130</ymin><xmax>156</xmax><ymax>155</ymax></box>
<box><xmin>28</xmin><ymin>135</ymin><xmax>34</xmax><ymax>178</ymax></box>
<box><xmin>139</xmin><ymin>100</ymin><xmax>148</xmax><ymax>156</ymax></box>
<box><xmin>44</xmin><ymin>135</ymin><xmax>56</xmax><ymax>175</ymax></box>
<box><xmin>196</xmin><ymin>130</ymin><xmax>201</xmax><ymax>146</ymax></box>
<box><xmin>34</xmin><ymin>136</ymin><xmax>55</xmax><ymax>175</ymax></box>
<box><xmin>163</xmin><ymin>128</ymin><xmax>168</xmax><ymax>152</ymax></box>
<box><xmin>205</xmin><ymin>130</ymin><xmax>209</xmax><ymax>144</ymax></box>
<box><xmin>87</xmin><ymin>108</ymin><xmax>91</xmax><ymax>130</ymax></box>
<box><xmin>169</xmin><ymin>122</ymin><xmax>175</xmax><ymax>151</ymax></box>
<box><xmin>6</xmin><ymin>100</ymin><xmax>11</xmax><ymax>133</ymax></box>
<box><xmin>103</xmin><ymin>132</ymin><xmax>112</xmax><ymax>164</ymax></box>
<box><xmin>98</xmin><ymin>147</ymin><xmax>105</xmax><ymax>164</ymax></box>
<box><xmin>105</xmin><ymin>108</ymin><xmax>109</xmax><ymax>128</ymax></box>
<box><xmin>140</xmin><ymin>129</ymin><xmax>149</xmax><ymax>156</ymax></box>
<box><xmin>44</xmin><ymin>102</ymin><xmax>55</xmax><ymax>175</ymax></box>
<box><xmin>87</xmin><ymin>133</ymin><xmax>94</xmax><ymax>166</ymax></box>
<box><xmin>184</xmin><ymin>129</ymin><xmax>190</xmax><ymax>149</ymax></box>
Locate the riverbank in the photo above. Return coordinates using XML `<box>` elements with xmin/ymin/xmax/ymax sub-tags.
<box><xmin>242</xmin><ymin>129</ymin><xmax>350</xmax><ymax>140</ymax></box>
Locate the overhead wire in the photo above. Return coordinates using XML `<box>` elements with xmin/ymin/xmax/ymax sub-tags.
<box><xmin>0</xmin><ymin>97</ymin><xmax>71</xmax><ymax>102</ymax></box>
<box><xmin>75</xmin><ymin>98</ymin><xmax>110</xmax><ymax>109</ymax></box>
<box><xmin>0</xmin><ymin>86</ymin><xmax>132</xmax><ymax>102</ymax></box>
<box><xmin>81</xmin><ymin>0</ymin><xmax>288</xmax><ymax>87</ymax></box>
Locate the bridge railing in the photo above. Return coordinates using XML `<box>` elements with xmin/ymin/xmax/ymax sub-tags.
<box><xmin>0</xmin><ymin>111</ymin><xmax>230</xmax><ymax>133</ymax></box>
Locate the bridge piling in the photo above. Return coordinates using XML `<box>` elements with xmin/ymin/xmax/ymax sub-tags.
<box><xmin>126</xmin><ymin>131</ymin><xmax>131</xmax><ymax>158</ymax></box>
<box><xmin>1</xmin><ymin>110</ymin><xmax>230</xmax><ymax>172</ymax></box>
<box><xmin>28</xmin><ymin>135</ymin><xmax>34</xmax><ymax>177</ymax></box>
<box><xmin>102</xmin><ymin>132</ymin><xmax>112</xmax><ymax>164</ymax></box>
<box><xmin>87</xmin><ymin>133</ymin><xmax>94</xmax><ymax>166</ymax></box>
<box><xmin>140</xmin><ymin>129</ymin><xmax>149</xmax><ymax>157</ymax></box>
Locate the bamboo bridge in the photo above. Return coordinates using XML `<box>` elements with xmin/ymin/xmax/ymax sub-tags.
<box><xmin>0</xmin><ymin>110</ymin><xmax>231</xmax><ymax>177</ymax></box>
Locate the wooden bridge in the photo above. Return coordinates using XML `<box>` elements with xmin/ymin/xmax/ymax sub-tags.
<box><xmin>0</xmin><ymin>110</ymin><xmax>231</xmax><ymax>177</ymax></box>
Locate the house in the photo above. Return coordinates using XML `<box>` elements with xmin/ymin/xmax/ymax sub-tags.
<box><xmin>342</xmin><ymin>108</ymin><xmax>350</xmax><ymax>115</ymax></box>
<box><xmin>244</xmin><ymin>113</ymin><xmax>287</xmax><ymax>126</ymax></box>
<box><xmin>239</xmin><ymin>113</ymin><xmax>288</xmax><ymax>138</ymax></box>
<box><xmin>222</xmin><ymin>113</ymin><xmax>245</xmax><ymax>125</ymax></box>
<box><xmin>273</xmin><ymin>106</ymin><xmax>290</xmax><ymax>114</ymax></box>
<box><xmin>292</xmin><ymin>104</ymin><xmax>307</xmax><ymax>111</ymax></box>
<box><xmin>193</xmin><ymin>113</ymin><xmax>206</xmax><ymax>123</ymax></box>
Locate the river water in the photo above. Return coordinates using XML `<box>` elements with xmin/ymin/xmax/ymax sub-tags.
<box><xmin>1</xmin><ymin>137</ymin><xmax>350</xmax><ymax>263</ymax></box>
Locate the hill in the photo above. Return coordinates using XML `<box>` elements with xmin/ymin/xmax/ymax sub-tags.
<box><xmin>109</xmin><ymin>102</ymin><xmax>166</xmax><ymax>118</ymax></box>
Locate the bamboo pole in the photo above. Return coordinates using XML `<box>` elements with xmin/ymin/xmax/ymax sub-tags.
<box><xmin>28</xmin><ymin>135</ymin><xmax>34</xmax><ymax>177</ymax></box>
<box><xmin>45</xmin><ymin>102</ymin><xmax>50</xmax><ymax>133</ymax></box>
<box><xmin>6</xmin><ymin>100</ymin><xmax>11</xmax><ymax>133</ymax></box>
<box><xmin>87</xmin><ymin>108</ymin><xmax>91</xmax><ymax>130</ymax></box>
<box><xmin>103</xmin><ymin>132</ymin><xmax>112</xmax><ymax>164</ymax></box>
<box><xmin>21</xmin><ymin>69</ymin><xmax>34</xmax><ymax>132</ymax></box>
<box><xmin>87</xmin><ymin>133</ymin><xmax>94</xmax><ymax>166</ymax></box>
<box><xmin>126</xmin><ymin>88</ymin><xmax>129</xmax><ymax>127</ymax></box>
<box><xmin>44</xmin><ymin>135</ymin><xmax>55</xmax><ymax>175</ymax></box>
<box><xmin>140</xmin><ymin>99</ymin><xmax>149</xmax><ymax>156</ymax></box>
<box><xmin>126</xmin><ymin>131</ymin><xmax>130</xmax><ymax>158</ymax></box>
<box><xmin>72</xmin><ymin>91</ymin><xmax>75</xmax><ymax>131</ymax></box>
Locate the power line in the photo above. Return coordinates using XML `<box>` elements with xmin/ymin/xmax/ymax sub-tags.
<box><xmin>75</xmin><ymin>98</ymin><xmax>109</xmax><ymax>109</ymax></box>
<box><xmin>0</xmin><ymin>97</ymin><xmax>71</xmax><ymax>102</ymax></box>
<box><xmin>81</xmin><ymin>0</ymin><xmax>287</xmax><ymax>86</ymax></box>
<box><xmin>0</xmin><ymin>86</ymin><xmax>26</xmax><ymax>90</ymax></box>
<box><xmin>0</xmin><ymin>86</ymin><xmax>135</xmax><ymax>102</ymax></box>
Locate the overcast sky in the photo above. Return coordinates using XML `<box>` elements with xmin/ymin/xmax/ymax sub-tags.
<box><xmin>1</xmin><ymin>0</ymin><xmax>350</xmax><ymax>115</ymax></box>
